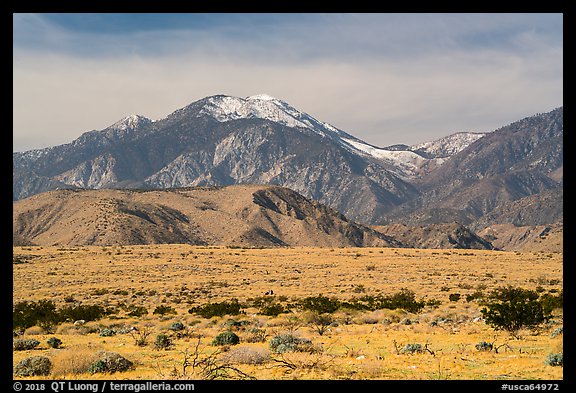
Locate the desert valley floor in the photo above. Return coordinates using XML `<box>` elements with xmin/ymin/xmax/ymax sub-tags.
<box><xmin>12</xmin><ymin>245</ymin><xmax>563</xmax><ymax>380</ymax></box>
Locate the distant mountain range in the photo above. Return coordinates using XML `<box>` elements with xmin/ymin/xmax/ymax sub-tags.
<box><xmin>13</xmin><ymin>94</ymin><xmax>562</xmax><ymax>249</ymax></box>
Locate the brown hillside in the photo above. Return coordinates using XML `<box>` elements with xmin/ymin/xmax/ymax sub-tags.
<box><xmin>12</xmin><ymin>185</ymin><xmax>401</xmax><ymax>248</ymax></box>
<box><xmin>478</xmin><ymin>223</ymin><xmax>563</xmax><ymax>252</ymax></box>
<box><xmin>372</xmin><ymin>222</ymin><xmax>494</xmax><ymax>250</ymax></box>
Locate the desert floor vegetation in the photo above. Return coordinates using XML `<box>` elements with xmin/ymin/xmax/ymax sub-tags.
<box><xmin>13</xmin><ymin>245</ymin><xmax>563</xmax><ymax>380</ymax></box>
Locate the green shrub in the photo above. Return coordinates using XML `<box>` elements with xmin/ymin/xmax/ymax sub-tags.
<box><xmin>475</xmin><ymin>341</ymin><xmax>493</xmax><ymax>352</ymax></box>
<box><xmin>449</xmin><ymin>293</ymin><xmax>461</xmax><ymax>302</ymax></box>
<box><xmin>188</xmin><ymin>299</ymin><xmax>241</xmax><ymax>318</ymax></box>
<box><xmin>126</xmin><ymin>305</ymin><xmax>148</xmax><ymax>317</ymax></box>
<box><xmin>59</xmin><ymin>304</ymin><xmax>107</xmax><ymax>322</ymax></box>
<box><xmin>400</xmin><ymin>343</ymin><xmax>424</xmax><ymax>354</ymax></box>
<box><xmin>269</xmin><ymin>334</ymin><xmax>312</xmax><ymax>354</ymax></box>
<box><xmin>14</xmin><ymin>356</ymin><xmax>52</xmax><ymax>377</ymax></box>
<box><xmin>212</xmin><ymin>331</ymin><xmax>240</xmax><ymax>346</ymax></box>
<box><xmin>88</xmin><ymin>352</ymin><xmax>134</xmax><ymax>374</ymax></box>
<box><xmin>154</xmin><ymin>334</ymin><xmax>173</xmax><ymax>350</ymax></box>
<box><xmin>13</xmin><ymin>339</ymin><xmax>40</xmax><ymax>351</ymax></box>
<box><xmin>342</xmin><ymin>289</ymin><xmax>428</xmax><ymax>313</ymax></box>
<box><xmin>259</xmin><ymin>303</ymin><xmax>287</xmax><ymax>316</ymax></box>
<box><xmin>99</xmin><ymin>328</ymin><xmax>116</xmax><ymax>337</ymax></box>
<box><xmin>169</xmin><ymin>322</ymin><xmax>185</xmax><ymax>331</ymax></box>
<box><xmin>13</xmin><ymin>300</ymin><xmax>59</xmax><ymax>331</ymax></box>
<box><xmin>153</xmin><ymin>305</ymin><xmax>177</xmax><ymax>316</ymax></box>
<box><xmin>540</xmin><ymin>290</ymin><xmax>563</xmax><ymax>312</ymax></box>
<box><xmin>480</xmin><ymin>286</ymin><xmax>553</xmax><ymax>335</ymax></box>
<box><xmin>544</xmin><ymin>353</ymin><xmax>563</xmax><ymax>367</ymax></box>
<box><xmin>47</xmin><ymin>337</ymin><xmax>62</xmax><ymax>349</ymax></box>
<box><xmin>299</xmin><ymin>295</ymin><xmax>341</xmax><ymax>314</ymax></box>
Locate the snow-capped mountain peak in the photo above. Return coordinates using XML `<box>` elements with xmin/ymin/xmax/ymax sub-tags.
<box><xmin>109</xmin><ymin>114</ymin><xmax>152</xmax><ymax>132</ymax></box>
<box><xmin>246</xmin><ymin>93</ymin><xmax>278</xmax><ymax>101</ymax></box>
<box><xmin>197</xmin><ymin>94</ymin><xmax>353</xmax><ymax>141</ymax></box>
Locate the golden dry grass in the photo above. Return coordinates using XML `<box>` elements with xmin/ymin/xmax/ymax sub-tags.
<box><xmin>13</xmin><ymin>245</ymin><xmax>563</xmax><ymax>380</ymax></box>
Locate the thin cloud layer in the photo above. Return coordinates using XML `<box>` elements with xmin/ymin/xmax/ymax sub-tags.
<box><xmin>13</xmin><ymin>13</ymin><xmax>562</xmax><ymax>151</ymax></box>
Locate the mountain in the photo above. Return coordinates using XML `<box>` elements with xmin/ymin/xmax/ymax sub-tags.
<box><xmin>13</xmin><ymin>95</ymin><xmax>562</xmax><ymax>238</ymax></box>
<box><xmin>381</xmin><ymin>107</ymin><xmax>563</xmax><ymax>229</ymax></box>
<box><xmin>13</xmin><ymin>94</ymin><xmax>432</xmax><ymax>224</ymax></box>
<box><xmin>12</xmin><ymin>185</ymin><xmax>403</xmax><ymax>248</ymax></box>
<box><xmin>477</xmin><ymin>223</ymin><xmax>563</xmax><ymax>253</ymax></box>
<box><xmin>372</xmin><ymin>223</ymin><xmax>494</xmax><ymax>250</ymax></box>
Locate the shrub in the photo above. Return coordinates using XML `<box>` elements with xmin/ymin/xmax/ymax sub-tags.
<box><xmin>154</xmin><ymin>334</ymin><xmax>173</xmax><ymax>350</ymax></box>
<box><xmin>544</xmin><ymin>353</ymin><xmax>563</xmax><ymax>367</ymax></box>
<box><xmin>212</xmin><ymin>331</ymin><xmax>240</xmax><ymax>346</ymax></box>
<box><xmin>169</xmin><ymin>322</ymin><xmax>185</xmax><ymax>331</ymax></box>
<box><xmin>126</xmin><ymin>305</ymin><xmax>148</xmax><ymax>317</ymax></box>
<box><xmin>550</xmin><ymin>327</ymin><xmax>563</xmax><ymax>338</ymax></box>
<box><xmin>449</xmin><ymin>293</ymin><xmax>461</xmax><ymax>302</ymax></box>
<box><xmin>88</xmin><ymin>351</ymin><xmax>134</xmax><ymax>374</ymax></box>
<box><xmin>480</xmin><ymin>286</ymin><xmax>553</xmax><ymax>336</ymax></box>
<box><xmin>13</xmin><ymin>300</ymin><xmax>59</xmax><ymax>332</ymax></box>
<box><xmin>59</xmin><ymin>304</ymin><xmax>108</xmax><ymax>322</ymax></box>
<box><xmin>259</xmin><ymin>303</ymin><xmax>287</xmax><ymax>317</ymax></box>
<box><xmin>299</xmin><ymin>295</ymin><xmax>341</xmax><ymax>314</ymax></box>
<box><xmin>14</xmin><ymin>356</ymin><xmax>52</xmax><ymax>377</ymax></box>
<box><xmin>269</xmin><ymin>334</ymin><xmax>313</xmax><ymax>354</ymax></box>
<box><xmin>343</xmin><ymin>289</ymin><xmax>428</xmax><ymax>313</ymax></box>
<box><xmin>99</xmin><ymin>328</ymin><xmax>116</xmax><ymax>337</ymax></box>
<box><xmin>475</xmin><ymin>341</ymin><xmax>493</xmax><ymax>352</ymax></box>
<box><xmin>304</xmin><ymin>312</ymin><xmax>334</xmax><ymax>336</ymax></box>
<box><xmin>188</xmin><ymin>299</ymin><xmax>241</xmax><ymax>318</ymax></box>
<box><xmin>47</xmin><ymin>337</ymin><xmax>63</xmax><ymax>349</ymax></box>
<box><xmin>401</xmin><ymin>343</ymin><xmax>424</xmax><ymax>354</ymax></box>
<box><xmin>13</xmin><ymin>339</ymin><xmax>40</xmax><ymax>351</ymax></box>
<box><xmin>540</xmin><ymin>290</ymin><xmax>563</xmax><ymax>312</ymax></box>
<box><xmin>153</xmin><ymin>305</ymin><xmax>177</xmax><ymax>316</ymax></box>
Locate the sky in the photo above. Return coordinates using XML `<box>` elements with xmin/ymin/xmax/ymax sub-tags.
<box><xmin>13</xmin><ymin>13</ymin><xmax>563</xmax><ymax>152</ymax></box>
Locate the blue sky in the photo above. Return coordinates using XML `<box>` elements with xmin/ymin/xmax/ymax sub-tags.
<box><xmin>13</xmin><ymin>13</ymin><xmax>563</xmax><ymax>152</ymax></box>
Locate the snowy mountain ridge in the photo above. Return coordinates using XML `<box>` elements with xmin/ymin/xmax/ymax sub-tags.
<box><xmin>193</xmin><ymin>94</ymin><xmax>486</xmax><ymax>179</ymax></box>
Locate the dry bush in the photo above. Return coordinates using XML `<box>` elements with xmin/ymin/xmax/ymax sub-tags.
<box><xmin>51</xmin><ymin>347</ymin><xmax>101</xmax><ymax>377</ymax></box>
<box><xmin>220</xmin><ymin>345</ymin><xmax>271</xmax><ymax>365</ymax></box>
<box><xmin>355</xmin><ymin>358</ymin><xmax>387</xmax><ymax>379</ymax></box>
<box><xmin>23</xmin><ymin>326</ymin><xmax>45</xmax><ymax>335</ymax></box>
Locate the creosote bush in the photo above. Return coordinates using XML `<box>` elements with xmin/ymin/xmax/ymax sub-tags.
<box><xmin>188</xmin><ymin>299</ymin><xmax>241</xmax><ymax>318</ymax></box>
<box><xmin>154</xmin><ymin>334</ymin><xmax>174</xmax><ymax>350</ymax></box>
<box><xmin>47</xmin><ymin>337</ymin><xmax>63</xmax><ymax>349</ymax></box>
<box><xmin>212</xmin><ymin>331</ymin><xmax>240</xmax><ymax>346</ymax></box>
<box><xmin>153</xmin><ymin>305</ymin><xmax>177</xmax><ymax>316</ymax></box>
<box><xmin>480</xmin><ymin>286</ymin><xmax>554</xmax><ymax>336</ymax></box>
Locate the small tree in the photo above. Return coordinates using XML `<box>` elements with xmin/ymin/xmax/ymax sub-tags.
<box><xmin>480</xmin><ymin>286</ymin><xmax>553</xmax><ymax>338</ymax></box>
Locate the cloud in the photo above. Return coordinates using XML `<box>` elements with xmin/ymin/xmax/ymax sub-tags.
<box><xmin>13</xmin><ymin>13</ymin><xmax>563</xmax><ymax>151</ymax></box>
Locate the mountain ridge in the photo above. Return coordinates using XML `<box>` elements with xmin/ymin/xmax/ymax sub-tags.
<box><xmin>13</xmin><ymin>95</ymin><xmax>562</xmax><ymax>239</ymax></box>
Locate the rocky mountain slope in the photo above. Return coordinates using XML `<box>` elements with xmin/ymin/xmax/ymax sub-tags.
<box><xmin>372</xmin><ymin>223</ymin><xmax>495</xmax><ymax>250</ymax></box>
<box><xmin>12</xmin><ymin>185</ymin><xmax>403</xmax><ymax>248</ymax></box>
<box><xmin>13</xmin><ymin>94</ymin><xmax>487</xmax><ymax>225</ymax></box>
<box><xmin>13</xmin><ymin>95</ymin><xmax>562</xmax><ymax>247</ymax></box>
<box><xmin>381</xmin><ymin>107</ymin><xmax>563</xmax><ymax>229</ymax></box>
